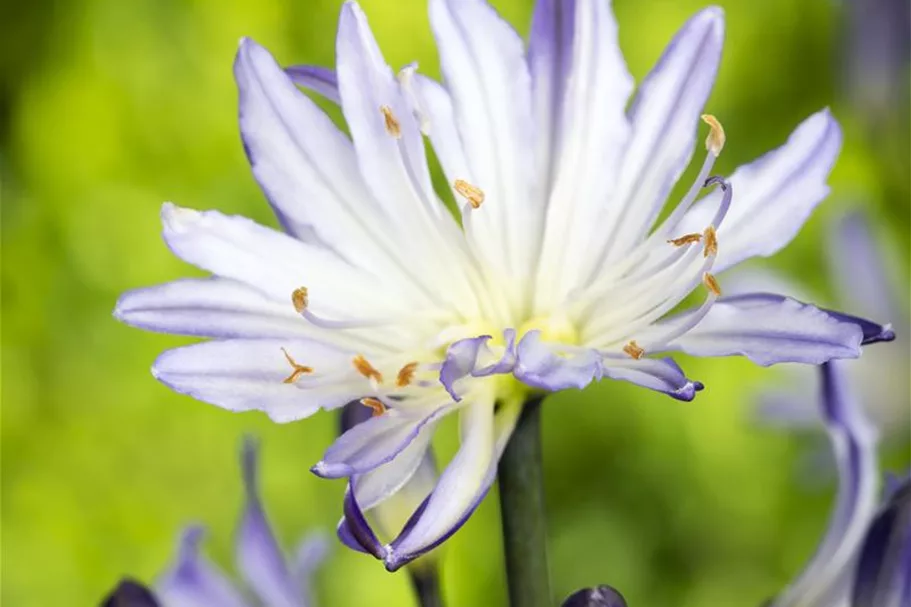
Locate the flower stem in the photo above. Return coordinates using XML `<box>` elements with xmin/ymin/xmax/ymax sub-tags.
<box><xmin>497</xmin><ymin>395</ymin><xmax>551</xmax><ymax>607</ymax></box>
<box><xmin>409</xmin><ymin>565</ymin><xmax>444</xmax><ymax>607</ymax></box>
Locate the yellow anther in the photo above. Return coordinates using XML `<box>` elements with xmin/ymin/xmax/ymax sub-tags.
<box><xmin>668</xmin><ymin>233</ymin><xmax>703</xmax><ymax>247</ymax></box>
<box><xmin>353</xmin><ymin>355</ymin><xmax>384</xmax><ymax>384</ymax></box>
<box><xmin>454</xmin><ymin>179</ymin><xmax>485</xmax><ymax>209</ymax></box>
<box><xmin>623</xmin><ymin>340</ymin><xmax>645</xmax><ymax>360</ymax></box>
<box><xmin>280</xmin><ymin>348</ymin><xmax>313</xmax><ymax>384</ymax></box>
<box><xmin>703</xmin><ymin>272</ymin><xmax>722</xmax><ymax>296</ymax></box>
<box><xmin>703</xmin><ymin>225</ymin><xmax>718</xmax><ymax>258</ymax></box>
<box><xmin>360</xmin><ymin>397</ymin><xmax>387</xmax><ymax>417</ymax></box>
<box><xmin>380</xmin><ymin>105</ymin><xmax>402</xmax><ymax>138</ymax></box>
<box><xmin>701</xmin><ymin>114</ymin><xmax>725</xmax><ymax>155</ymax></box>
<box><xmin>396</xmin><ymin>362</ymin><xmax>419</xmax><ymax>388</ymax></box>
<box><xmin>291</xmin><ymin>287</ymin><xmax>309</xmax><ymax>314</ymax></box>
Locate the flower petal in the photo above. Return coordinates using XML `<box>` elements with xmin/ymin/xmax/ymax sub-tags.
<box><xmin>561</xmin><ymin>585</ymin><xmax>629</xmax><ymax>607</ymax></box>
<box><xmin>284</xmin><ymin>64</ymin><xmax>340</xmax><ymax>104</ymax></box>
<box><xmin>101</xmin><ymin>580</ymin><xmax>161</xmax><ymax>607</ymax></box>
<box><xmin>152</xmin><ymin>339</ymin><xmax>357</xmax><ymax>422</ymax></box>
<box><xmin>657</xmin><ymin>293</ymin><xmax>865</xmax><ymax>366</ymax></box>
<box><xmin>351</xmin><ymin>434</ymin><xmax>436</xmax><ymax>513</ymax></box>
<box><xmin>439</xmin><ymin>335</ymin><xmax>492</xmax><ymax>400</ymax></box>
<box><xmin>429</xmin><ymin>0</ymin><xmax>539</xmax><ymax>284</ymax></box>
<box><xmin>773</xmin><ymin>362</ymin><xmax>879</xmax><ymax>606</ymax></box>
<box><xmin>291</xmin><ymin>533</ymin><xmax>331</xmax><ymax>607</ymax></box>
<box><xmin>114</xmin><ymin>278</ymin><xmax>310</xmax><ymax>339</ymax></box>
<box><xmin>514</xmin><ymin>331</ymin><xmax>602</xmax><ymax>392</ymax></box>
<box><xmin>852</xmin><ymin>474</ymin><xmax>911</xmax><ymax>607</ymax></box>
<box><xmin>235</xmin><ymin>439</ymin><xmax>301</xmax><ymax>607</ymax></box>
<box><xmin>533</xmin><ymin>0</ymin><xmax>634</xmax><ymax>307</ymax></box>
<box><xmin>679</xmin><ymin>109</ymin><xmax>842</xmax><ymax>273</ymax></box>
<box><xmin>341</xmin><ymin>484</ymin><xmax>386</xmax><ymax>559</ymax></box>
<box><xmin>600</xmin><ymin>357</ymin><xmax>702</xmax><ymax>401</ymax></box>
<box><xmin>155</xmin><ymin>527</ymin><xmax>249</xmax><ymax>607</ymax></box>
<box><xmin>313</xmin><ymin>405</ymin><xmax>451</xmax><ymax>478</ymax></box>
<box><xmin>596</xmin><ymin>7</ymin><xmax>724</xmax><ymax>267</ymax></box>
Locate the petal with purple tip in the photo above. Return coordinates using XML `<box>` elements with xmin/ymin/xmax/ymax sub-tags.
<box><xmin>601</xmin><ymin>357</ymin><xmax>701</xmax><ymax>401</ymax></box>
<box><xmin>439</xmin><ymin>335</ymin><xmax>492</xmax><ymax>400</ymax></box>
<box><xmin>155</xmin><ymin>527</ymin><xmax>249</xmax><ymax>607</ymax></box>
<box><xmin>514</xmin><ymin>331</ymin><xmax>602</xmax><ymax>392</ymax></box>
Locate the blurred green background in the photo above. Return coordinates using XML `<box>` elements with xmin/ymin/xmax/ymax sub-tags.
<box><xmin>2</xmin><ymin>0</ymin><xmax>909</xmax><ymax>605</ymax></box>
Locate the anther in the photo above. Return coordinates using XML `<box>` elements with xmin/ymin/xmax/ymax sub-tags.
<box><xmin>667</xmin><ymin>233</ymin><xmax>703</xmax><ymax>247</ymax></box>
<box><xmin>291</xmin><ymin>287</ymin><xmax>308</xmax><ymax>314</ymax></box>
<box><xmin>703</xmin><ymin>225</ymin><xmax>718</xmax><ymax>258</ymax></box>
<box><xmin>280</xmin><ymin>348</ymin><xmax>313</xmax><ymax>384</ymax></box>
<box><xmin>353</xmin><ymin>355</ymin><xmax>384</xmax><ymax>384</ymax></box>
<box><xmin>623</xmin><ymin>340</ymin><xmax>645</xmax><ymax>360</ymax></box>
<box><xmin>380</xmin><ymin>105</ymin><xmax>402</xmax><ymax>138</ymax></box>
<box><xmin>454</xmin><ymin>179</ymin><xmax>485</xmax><ymax>209</ymax></box>
<box><xmin>701</xmin><ymin>114</ymin><xmax>725</xmax><ymax>156</ymax></box>
<box><xmin>396</xmin><ymin>362</ymin><xmax>419</xmax><ymax>388</ymax></box>
<box><xmin>360</xmin><ymin>397</ymin><xmax>387</xmax><ymax>417</ymax></box>
<box><xmin>702</xmin><ymin>272</ymin><xmax>722</xmax><ymax>296</ymax></box>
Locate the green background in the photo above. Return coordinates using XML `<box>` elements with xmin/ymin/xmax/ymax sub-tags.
<box><xmin>2</xmin><ymin>0</ymin><xmax>908</xmax><ymax>605</ymax></box>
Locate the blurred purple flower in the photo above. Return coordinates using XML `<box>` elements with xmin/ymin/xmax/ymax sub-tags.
<box><xmin>155</xmin><ymin>440</ymin><xmax>329</xmax><ymax>607</ymax></box>
<box><xmin>114</xmin><ymin>0</ymin><xmax>892</xmax><ymax>570</ymax></box>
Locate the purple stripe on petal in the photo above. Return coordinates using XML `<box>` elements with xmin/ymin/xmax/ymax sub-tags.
<box><xmin>514</xmin><ymin>331</ymin><xmax>602</xmax><ymax>391</ymax></box>
<box><xmin>235</xmin><ymin>439</ymin><xmax>301</xmax><ymax>607</ymax></box>
<box><xmin>337</xmin><ymin>517</ymin><xmax>370</xmax><ymax>555</ymax></box>
<box><xmin>601</xmin><ymin>357</ymin><xmax>701</xmax><ymax>401</ymax></box>
<box><xmin>439</xmin><ymin>335</ymin><xmax>492</xmax><ymax>400</ymax></box>
<box><xmin>156</xmin><ymin>527</ymin><xmax>249</xmax><ymax>607</ymax></box>
<box><xmin>342</xmin><ymin>484</ymin><xmax>386</xmax><ymax>560</ymax></box>
<box><xmin>285</xmin><ymin>65</ymin><xmax>340</xmax><ymax>104</ymax></box>
<box><xmin>474</xmin><ymin>328</ymin><xmax>518</xmax><ymax>377</ymax></box>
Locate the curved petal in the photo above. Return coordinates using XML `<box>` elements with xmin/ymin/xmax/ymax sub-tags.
<box><xmin>596</xmin><ymin>7</ymin><xmax>724</xmax><ymax>267</ymax></box>
<box><xmin>352</xmin><ymin>433</ymin><xmax>436</xmax><ymax>513</ymax></box>
<box><xmin>439</xmin><ymin>335</ymin><xmax>492</xmax><ymax>400</ymax></box>
<box><xmin>284</xmin><ymin>64</ymin><xmax>340</xmax><ymax>104</ymax></box>
<box><xmin>291</xmin><ymin>533</ymin><xmax>331</xmax><ymax>607</ymax></box>
<box><xmin>514</xmin><ymin>331</ymin><xmax>603</xmax><ymax>391</ymax></box>
<box><xmin>366</xmin><ymin>450</ymin><xmax>439</xmax><ymax>543</ymax></box>
<box><xmin>429</xmin><ymin>0</ymin><xmax>539</xmax><ymax>285</ymax></box>
<box><xmin>658</xmin><ymin>293</ymin><xmax>865</xmax><ymax>366</ymax></box>
<box><xmin>114</xmin><ymin>278</ymin><xmax>311</xmax><ymax>339</ymax></box>
<box><xmin>600</xmin><ymin>357</ymin><xmax>702</xmax><ymax>401</ymax></box>
<box><xmin>152</xmin><ymin>339</ymin><xmax>357</xmax><ymax>423</ymax></box>
<box><xmin>155</xmin><ymin>527</ymin><xmax>249</xmax><ymax>607</ymax></box>
<box><xmin>772</xmin><ymin>362</ymin><xmax>879</xmax><ymax>607</ymax></box>
<box><xmin>235</xmin><ymin>439</ymin><xmax>301</xmax><ymax>607</ymax></box>
<box><xmin>679</xmin><ymin>109</ymin><xmax>842</xmax><ymax>273</ymax></box>
<box><xmin>385</xmin><ymin>400</ymin><xmax>498</xmax><ymax>569</ymax></box>
<box><xmin>312</xmin><ymin>405</ymin><xmax>451</xmax><ymax>478</ymax></box>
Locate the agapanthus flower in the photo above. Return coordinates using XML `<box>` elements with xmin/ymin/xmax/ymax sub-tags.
<box><xmin>154</xmin><ymin>440</ymin><xmax>328</xmax><ymax>607</ymax></box>
<box><xmin>755</xmin><ymin>211</ymin><xmax>907</xmax><ymax>439</ymax></box>
<box><xmin>560</xmin><ymin>363</ymin><xmax>911</xmax><ymax>607</ymax></box>
<box><xmin>115</xmin><ymin>0</ymin><xmax>892</xmax><ymax>569</ymax></box>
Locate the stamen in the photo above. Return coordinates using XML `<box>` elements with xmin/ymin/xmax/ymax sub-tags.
<box><xmin>396</xmin><ymin>362</ymin><xmax>419</xmax><ymax>388</ymax></box>
<box><xmin>454</xmin><ymin>179</ymin><xmax>484</xmax><ymax>209</ymax></box>
<box><xmin>353</xmin><ymin>355</ymin><xmax>384</xmax><ymax>384</ymax></box>
<box><xmin>360</xmin><ymin>397</ymin><xmax>387</xmax><ymax>417</ymax></box>
<box><xmin>291</xmin><ymin>287</ymin><xmax>308</xmax><ymax>314</ymax></box>
<box><xmin>623</xmin><ymin>340</ymin><xmax>645</xmax><ymax>360</ymax></box>
<box><xmin>380</xmin><ymin>105</ymin><xmax>402</xmax><ymax>138</ymax></box>
<box><xmin>701</xmin><ymin>114</ymin><xmax>725</xmax><ymax>156</ymax></box>
<box><xmin>703</xmin><ymin>225</ymin><xmax>718</xmax><ymax>258</ymax></box>
<box><xmin>280</xmin><ymin>348</ymin><xmax>313</xmax><ymax>384</ymax></box>
<box><xmin>668</xmin><ymin>233</ymin><xmax>702</xmax><ymax>247</ymax></box>
<box><xmin>703</xmin><ymin>272</ymin><xmax>722</xmax><ymax>296</ymax></box>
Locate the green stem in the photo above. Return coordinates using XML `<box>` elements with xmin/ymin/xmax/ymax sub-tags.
<box><xmin>409</xmin><ymin>565</ymin><xmax>444</xmax><ymax>607</ymax></box>
<box><xmin>497</xmin><ymin>396</ymin><xmax>552</xmax><ymax>607</ymax></box>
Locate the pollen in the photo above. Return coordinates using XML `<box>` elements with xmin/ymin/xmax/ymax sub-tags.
<box><xmin>360</xmin><ymin>397</ymin><xmax>387</xmax><ymax>417</ymax></box>
<box><xmin>668</xmin><ymin>232</ymin><xmax>703</xmax><ymax>247</ymax></box>
<box><xmin>702</xmin><ymin>114</ymin><xmax>725</xmax><ymax>156</ymax></box>
<box><xmin>291</xmin><ymin>287</ymin><xmax>309</xmax><ymax>313</ymax></box>
<box><xmin>380</xmin><ymin>105</ymin><xmax>402</xmax><ymax>138</ymax></box>
<box><xmin>454</xmin><ymin>179</ymin><xmax>485</xmax><ymax>209</ymax></box>
<box><xmin>703</xmin><ymin>272</ymin><xmax>722</xmax><ymax>296</ymax></box>
<box><xmin>701</xmin><ymin>114</ymin><xmax>726</xmax><ymax>155</ymax></box>
<box><xmin>703</xmin><ymin>225</ymin><xmax>718</xmax><ymax>258</ymax></box>
<box><xmin>623</xmin><ymin>340</ymin><xmax>645</xmax><ymax>360</ymax></box>
<box><xmin>396</xmin><ymin>362</ymin><xmax>419</xmax><ymax>387</ymax></box>
<box><xmin>353</xmin><ymin>355</ymin><xmax>384</xmax><ymax>384</ymax></box>
<box><xmin>280</xmin><ymin>348</ymin><xmax>313</xmax><ymax>384</ymax></box>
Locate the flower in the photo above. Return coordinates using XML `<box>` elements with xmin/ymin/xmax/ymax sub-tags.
<box><xmin>115</xmin><ymin>0</ymin><xmax>892</xmax><ymax>570</ymax></box>
<box><xmin>559</xmin><ymin>363</ymin><xmax>911</xmax><ymax>607</ymax></box>
<box><xmin>154</xmin><ymin>440</ymin><xmax>329</xmax><ymax>607</ymax></box>
<box><xmin>754</xmin><ymin>211</ymin><xmax>907</xmax><ymax>441</ymax></box>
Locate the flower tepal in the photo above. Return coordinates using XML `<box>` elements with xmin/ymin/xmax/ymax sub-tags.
<box><xmin>115</xmin><ymin>0</ymin><xmax>893</xmax><ymax>569</ymax></box>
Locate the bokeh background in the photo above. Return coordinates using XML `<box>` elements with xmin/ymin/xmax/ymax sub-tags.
<box><xmin>2</xmin><ymin>0</ymin><xmax>909</xmax><ymax>605</ymax></box>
